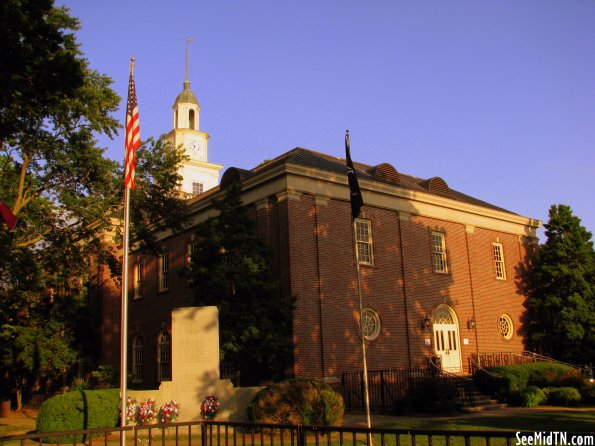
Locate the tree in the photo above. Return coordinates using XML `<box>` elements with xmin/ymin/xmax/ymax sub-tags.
<box><xmin>521</xmin><ymin>204</ymin><xmax>595</xmax><ymax>365</ymax></box>
<box><xmin>0</xmin><ymin>0</ymin><xmax>189</xmax><ymax>405</ymax></box>
<box><xmin>187</xmin><ymin>182</ymin><xmax>293</xmax><ymax>385</ymax></box>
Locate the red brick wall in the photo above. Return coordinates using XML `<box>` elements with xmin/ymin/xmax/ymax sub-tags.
<box><xmin>283</xmin><ymin>196</ymin><xmax>530</xmax><ymax>378</ymax></box>
<box><xmin>99</xmin><ymin>186</ymin><xmax>532</xmax><ymax>384</ymax></box>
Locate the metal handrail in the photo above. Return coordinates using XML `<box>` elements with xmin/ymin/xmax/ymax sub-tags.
<box><xmin>520</xmin><ymin>351</ymin><xmax>592</xmax><ymax>376</ymax></box>
<box><xmin>469</xmin><ymin>354</ymin><xmax>500</xmax><ymax>379</ymax></box>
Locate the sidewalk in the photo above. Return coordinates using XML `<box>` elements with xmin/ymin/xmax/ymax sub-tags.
<box><xmin>0</xmin><ymin>409</ymin><xmax>37</xmax><ymax>436</ymax></box>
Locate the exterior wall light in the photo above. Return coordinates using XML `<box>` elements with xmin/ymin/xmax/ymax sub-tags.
<box><xmin>422</xmin><ymin>315</ymin><xmax>432</xmax><ymax>330</ymax></box>
<box><xmin>467</xmin><ymin>318</ymin><xmax>476</xmax><ymax>329</ymax></box>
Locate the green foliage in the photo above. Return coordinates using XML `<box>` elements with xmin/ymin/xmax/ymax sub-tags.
<box><xmin>520</xmin><ymin>204</ymin><xmax>595</xmax><ymax>364</ymax></box>
<box><xmin>509</xmin><ymin>386</ymin><xmax>546</xmax><ymax>407</ymax></box>
<box><xmin>247</xmin><ymin>379</ymin><xmax>344</xmax><ymax>426</ymax></box>
<box><xmin>474</xmin><ymin>362</ymin><xmax>579</xmax><ymax>398</ymax></box>
<box><xmin>0</xmin><ymin>0</ymin><xmax>189</xmax><ymax>405</ymax></box>
<box><xmin>91</xmin><ymin>364</ymin><xmax>119</xmax><ymax>389</ymax></box>
<box><xmin>408</xmin><ymin>378</ymin><xmax>458</xmax><ymax>413</ymax></box>
<box><xmin>544</xmin><ymin>387</ymin><xmax>581</xmax><ymax>406</ymax></box>
<box><xmin>130</xmin><ymin>137</ymin><xmax>189</xmax><ymax>253</ymax></box>
<box><xmin>36</xmin><ymin>389</ymin><xmax>120</xmax><ymax>442</ymax></box>
<box><xmin>581</xmin><ymin>381</ymin><xmax>595</xmax><ymax>404</ymax></box>
<box><xmin>188</xmin><ymin>182</ymin><xmax>293</xmax><ymax>383</ymax></box>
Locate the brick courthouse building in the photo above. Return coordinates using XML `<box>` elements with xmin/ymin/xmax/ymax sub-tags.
<box><xmin>95</xmin><ymin>79</ymin><xmax>540</xmax><ymax>389</ymax></box>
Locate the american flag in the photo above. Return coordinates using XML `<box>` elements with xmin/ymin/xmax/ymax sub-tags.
<box><xmin>124</xmin><ymin>68</ymin><xmax>140</xmax><ymax>189</ymax></box>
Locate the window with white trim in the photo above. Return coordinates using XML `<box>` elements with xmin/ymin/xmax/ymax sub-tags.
<box><xmin>499</xmin><ymin>314</ymin><xmax>514</xmax><ymax>340</ymax></box>
<box><xmin>492</xmin><ymin>242</ymin><xmax>506</xmax><ymax>280</ymax></box>
<box><xmin>158</xmin><ymin>330</ymin><xmax>172</xmax><ymax>381</ymax></box>
<box><xmin>133</xmin><ymin>260</ymin><xmax>144</xmax><ymax>299</ymax></box>
<box><xmin>159</xmin><ymin>253</ymin><xmax>170</xmax><ymax>292</ymax></box>
<box><xmin>355</xmin><ymin>219</ymin><xmax>373</xmax><ymax>265</ymax></box>
<box><xmin>187</xmin><ymin>241</ymin><xmax>197</xmax><ymax>265</ymax></box>
<box><xmin>192</xmin><ymin>182</ymin><xmax>204</xmax><ymax>196</ymax></box>
<box><xmin>361</xmin><ymin>308</ymin><xmax>381</xmax><ymax>340</ymax></box>
<box><xmin>132</xmin><ymin>334</ymin><xmax>144</xmax><ymax>383</ymax></box>
<box><xmin>431</xmin><ymin>232</ymin><xmax>448</xmax><ymax>273</ymax></box>
<box><xmin>186</xmin><ymin>241</ymin><xmax>197</xmax><ymax>283</ymax></box>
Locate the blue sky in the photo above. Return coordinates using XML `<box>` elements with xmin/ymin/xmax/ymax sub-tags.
<box><xmin>58</xmin><ymin>0</ymin><xmax>595</xmax><ymax>239</ymax></box>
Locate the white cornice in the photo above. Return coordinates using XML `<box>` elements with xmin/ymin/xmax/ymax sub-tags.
<box><xmin>149</xmin><ymin>157</ymin><xmax>541</xmax><ymax>246</ymax></box>
<box><xmin>242</xmin><ymin>162</ymin><xmax>541</xmax><ymax>237</ymax></box>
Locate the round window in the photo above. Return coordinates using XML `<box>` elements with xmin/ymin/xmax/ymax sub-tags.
<box><xmin>499</xmin><ymin>314</ymin><xmax>514</xmax><ymax>340</ymax></box>
<box><xmin>361</xmin><ymin>308</ymin><xmax>381</xmax><ymax>340</ymax></box>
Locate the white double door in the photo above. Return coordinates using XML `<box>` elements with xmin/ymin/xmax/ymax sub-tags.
<box><xmin>433</xmin><ymin>323</ymin><xmax>462</xmax><ymax>373</ymax></box>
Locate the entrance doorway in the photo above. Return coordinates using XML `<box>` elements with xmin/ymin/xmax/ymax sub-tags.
<box><xmin>432</xmin><ymin>305</ymin><xmax>462</xmax><ymax>373</ymax></box>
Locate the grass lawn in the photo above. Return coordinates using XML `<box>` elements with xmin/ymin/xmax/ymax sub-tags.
<box><xmin>1</xmin><ymin>406</ymin><xmax>593</xmax><ymax>442</ymax></box>
<box><xmin>379</xmin><ymin>406</ymin><xmax>595</xmax><ymax>432</ymax></box>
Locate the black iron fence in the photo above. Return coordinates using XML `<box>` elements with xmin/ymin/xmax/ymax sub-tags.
<box><xmin>3</xmin><ymin>419</ymin><xmax>582</xmax><ymax>446</ymax></box>
<box><xmin>341</xmin><ymin>367</ymin><xmax>474</xmax><ymax>412</ymax></box>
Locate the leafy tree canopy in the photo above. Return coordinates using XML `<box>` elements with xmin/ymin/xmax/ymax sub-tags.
<box><xmin>187</xmin><ymin>182</ymin><xmax>293</xmax><ymax>385</ymax></box>
<box><xmin>0</xmin><ymin>0</ymin><xmax>189</xmax><ymax>404</ymax></box>
<box><xmin>521</xmin><ymin>204</ymin><xmax>595</xmax><ymax>365</ymax></box>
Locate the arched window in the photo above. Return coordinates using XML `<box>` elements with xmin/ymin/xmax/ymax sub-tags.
<box><xmin>434</xmin><ymin>305</ymin><xmax>455</xmax><ymax>324</ymax></box>
<box><xmin>158</xmin><ymin>330</ymin><xmax>172</xmax><ymax>381</ymax></box>
<box><xmin>132</xmin><ymin>334</ymin><xmax>144</xmax><ymax>383</ymax></box>
<box><xmin>189</xmin><ymin>109</ymin><xmax>196</xmax><ymax>130</ymax></box>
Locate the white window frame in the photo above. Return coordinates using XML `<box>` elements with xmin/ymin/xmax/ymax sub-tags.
<box><xmin>431</xmin><ymin>231</ymin><xmax>448</xmax><ymax>273</ymax></box>
<box><xmin>492</xmin><ymin>242</ymin><xmax>506</xmax><ymax>280</ymax></box>
<box><xmin>159</xmin><ymin>252</ymin><xmax>170</xmax><ymax>292</ymax></box>
<box><xmin>186</xmin><ymin>241</ymin><xmax>197</xmax><ymax>284</ymax></box>
<box><xmin>186</xmin><ymin>241</ymin><xmax>197</xmax><ymax>266</ymax></box>
<box><xmin>132</xmin><ymin>334</ymin><xmax>144</xmax><ymax>383</ymax></box>
<box><xmin>499</xmin><ymin>314</ymin><xmax>514</xmax><ymax>340</ymax></box>
<box><xmin>158</xmin><ymin>330</ymin><xmax>172</xmax><ymax>381</ymax></box>
<box><xmin>361</xmin><ymin>308</ymin><xmax>381</xmax><ymax>341</ymax></box>
<box><xmin>355</xmin><ymin>219</ymin><xmax>374</xmax><ymax>265</ymax></box>
<box><xmin>133</xmin><ymin>260</ymin><xmax>144</xmax><ymax>299</ymax></box>
<box><xmin>192</xmin><ymin>182</ymin><xmax>204</xmax><ymax>196</ymax></box>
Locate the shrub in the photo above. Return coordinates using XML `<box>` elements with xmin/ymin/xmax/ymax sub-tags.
<box><xmin>511</xmin><ymin>386</ymin><xmax>546</xmax><ymax>407</ymax></box>
<box><xmin>474</xmin><ymin>367</ymin><xmax>526</xmax><ymax>397</ymax></box>
<box><xmin>545</xmin><ymin>387</ymin><xmax>581</xmax><ymax>406</ymax></box>
<box><xmin>409</xmin><ymin>378</ymin><xmax>458</xmax><ymax>413</ymax></box>
<box><xmin>474</xmin><ymin>362</ymin><xmax>579</xmax><ymax>400</ymax></box>
<box><xmin>36</xmin><ymin>389</ymin><xmax>120</xmax><ymax>443</ymax></box>
<box><xmin>91</xmin><ymin>365</ymin><xmax>119</xmax><ymax>389</ymax></box>
<box><xmin>247</xmin><ymin>379</ymin><xmax>344</xmax><ymax>426</ymax></box>
<box><xmin>581</xmin><ymin>381</ymin><xmax>595</xmax><ymax>404</ymax></box>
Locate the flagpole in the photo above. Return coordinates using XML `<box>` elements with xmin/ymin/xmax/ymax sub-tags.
<box><xmin>345</xmin><ymin>130</ymin><xmax>372</xmax><ymax>445</ymax></box>
<box><xmin>120</xmin><ymin>185</ymin><xmax>131</xmax><ymax>436</ymax></box>
<box><xmin>120</xmin><ymin>56</ymin><xmax>139</xmax><ymax>443</ymax></box>
<box><xmin>353</xmin><ymin>222</ymin><xmax>373</xmax><ymax>444</ymax></box>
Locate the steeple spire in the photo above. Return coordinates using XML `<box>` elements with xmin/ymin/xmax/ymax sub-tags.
<box><xmin>185</xmin><ymin>37</ymin><xmax>192</xmax><ymax>89</ymax></box>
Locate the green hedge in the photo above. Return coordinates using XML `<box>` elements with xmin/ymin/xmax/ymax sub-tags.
<box><xmin>247</xmin><ymin>379</ymin><xmax>344</xmax><ymax>426</ymax></box>
<box><xmin>36</xmin><ymin>389</ymin><xmax>120</xmax><ymax>443</ymax></box>
<box><xmin>545</xmin><ymin>387</ymin><xmax>581</xmax><ymax>406</ymax></box>
<box><xmin>474</xmin><ymin>362</ymin><xmax>581</xmax><ymax>400</ymax></box>
<box><xmin>508</xmin><ymin>386</ymin><xmax>547</xmax><ymax>407</ymax></box>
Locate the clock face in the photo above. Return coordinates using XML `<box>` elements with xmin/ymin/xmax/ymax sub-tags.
<box><xmin>189</xmin><ymin>140</ymin><xmax>201</xmax><ymax>156</ymax></box>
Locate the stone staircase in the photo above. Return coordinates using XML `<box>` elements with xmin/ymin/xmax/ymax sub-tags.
<box><xmin>453</xmin><ymin>376</ymin><xmax>507</xmax><ymax>413</ymax></box>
